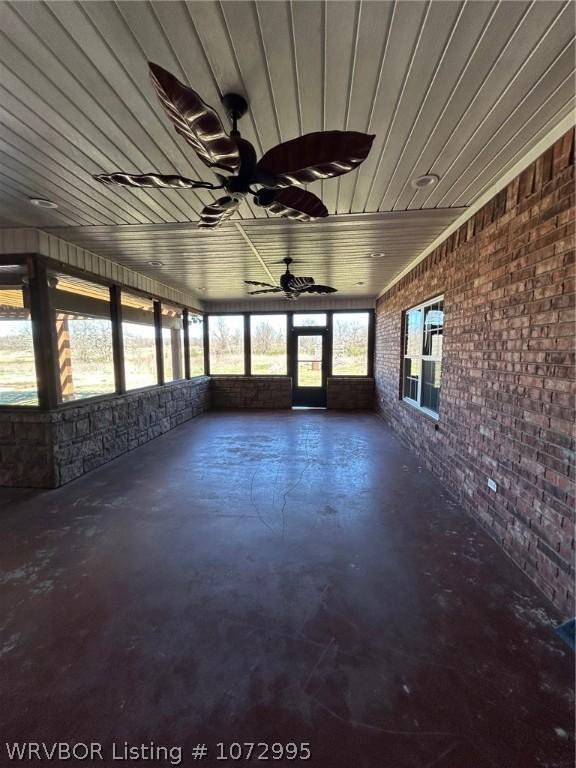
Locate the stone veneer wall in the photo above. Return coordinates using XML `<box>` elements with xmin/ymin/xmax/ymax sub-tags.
<box><xmin>374</xmin><ymin>129</ymin><xmax>575</xmax><ymax>616</ymax></box>
<box><xmin>0</xmin><ymin>377</ymin><xmax>210</xmax><ymax>489</ymax></box>
<box><xmin>327</xmin><ymin>377</ymin><xmax>375</xmax><ymax>410</ymax></box>
<box><xmin>211</xmin><ymin>376</ymin><xmax>292</xmax><ymax>409</ymax></box>
<box><xmin>0</xmin><ymin>412</ymin><xmax>54</xmax><ymax>488</ymax></box>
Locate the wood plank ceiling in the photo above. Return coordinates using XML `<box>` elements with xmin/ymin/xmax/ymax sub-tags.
<box><xmin>0</xmin><ymin>0</ymin><xmax>574</xmax><ymax>300</ymax></box>
<box><xmin>44</xmin><ymin>210</ymin><xmax>462</xmax><ymax>300</ymax></box>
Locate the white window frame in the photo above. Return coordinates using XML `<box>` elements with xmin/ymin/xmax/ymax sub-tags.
<box><xmin>402</xmin><ymin>295</ymin><xmax>444</xmax><ymax>420</ymax></box>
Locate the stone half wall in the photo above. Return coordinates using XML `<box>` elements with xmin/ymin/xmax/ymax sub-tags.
<box><xmin>211</xmin><ymin>376</ymin><xmax>292</xmax><ymax>409</ymax></box>
<box><xmin>327</xmin><ymin>377</ymin><xmax>375</xmax><ymax>410</ymax></box>
<box><xmin>0</xmin><ymin>377</ymin><xmax>210</xmax><ymax>489</ymax></box>
<box><xmin>374</xmin><ymin>129</ymin><xmax>575</xmax><ymax>616</ymax></box>
<box><xmin>0</xmin><ymin>412</ymin><xmax>54</xmax><ymax>488</ymax></box>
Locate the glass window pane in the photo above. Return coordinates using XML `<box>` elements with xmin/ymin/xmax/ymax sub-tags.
<box><xmin>404</xmin><ymin>308</ymin><xmax>422</xmax><ymax>357</ymax></box>
<box><xmin>188</xmin><ymin>314</ymin><xmax>204</xmax><ymax>376</ymax></box>
<box><xmin>162</xmin><ymin>304</ymin><xmax>185</xmax><ymax>382</ymax></box>
<box><xmin>297</xmin><ymin>335</ymin><xmax>322</xmax><ymax>387</ymax></box>
<box><xmin>332</xmin><ymin>312</ymin><xmax>369</xmax><ymax>375</ymax></box>
<box><xmin>0</xmin><ymin>266</ymin><xmax>38</xmax><ymax>405</ymax></box>
<box><xmin>421</xmin><ymin>360</ymin><xmax>442</xmax><ymax>413</ymax></box>
<box><xmin>122</xmin><ymin>292</ymin><xmax>158</xmax><ymax>390</ymax></box>
<box><xmin>208</xmin><ymin>315</ymin><xmax>244</xmax><ymax>374</ymax></box>
<box><xmin>298</xmin><ymin>334</ymin><xmax>322</xmax><ymax>360</ymax></box>
<box><xmin>51</xmin><ymin>274</ymin><xmax>115</xmax><ymax>402</ymax></box>
<box><xmin>423</xmin><ymin>301</ymin><xmax>444</xmax><ymax>357</ymax></box>
<box><xmin>250</xmin><ymin>314</ymin><xmax>287</xmax><ymax>375</ymax></box>
<box><xmin>403</xmin><ymin>358</ymin><xmax>420</xmax><ymax>402</ymax></box>
<box><xmin>297</xmin><ymin>362</ymin><xmax>322</xmax><ymax>387</ymax></box>
<box><xmin>293</xmin><ymin>313</ymin><xmax>327</xmax><ymax>327</ymax></box>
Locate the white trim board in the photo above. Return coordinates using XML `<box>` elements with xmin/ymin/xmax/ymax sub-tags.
<box><xmin>203</xmin><ymin>296</ymin><xmax>376</xmax><ymax>313</ymax></box>
<box><xmin>0</xmin><ymin>227</ymin><xmax>204</xmax><ymax>310</ymax></box>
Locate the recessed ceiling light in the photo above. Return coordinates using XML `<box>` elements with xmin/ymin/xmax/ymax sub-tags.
<box><xmin>370</xmin><ymin>252</ymin><xmax>385</xmax><ymax>259</ymax></box>
<box><xmin>147</xmin><ymin>260</ymin><xmax>164</xmax><ymax>267</ymax></box>
<box><xmin>411</xmin><ymin>174</ymin><xmax>439</xmax><ymax>190</ymax></box>
<box><xmin>199</xmin><ymin>287</ymin><xmax>207</xmax><ymax>291</ymax></box>
<box><xmin>29</xmin><ymin>198</ymin><xmax>58</xmax><ymax>209</ymax></box>
<box><xmin>356</xmin><ymin>281</ymin><xmax>365</xmax><ymax>286</ymax></box>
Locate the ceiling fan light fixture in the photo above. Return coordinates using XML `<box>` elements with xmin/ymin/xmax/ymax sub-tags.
<box><xmin>411</xmin><ymin>173</ymin><xmax>439</xmax><ymax>190</ymax></box>
<box><xmin>147</xmin><ymin>260</ymin><xmax>164</xmax><ymax>267</ymax></box>
<box><xmin>29</xmin><ymin>197</ymin><xmax>58</xmax><ymax>209</ymax></box>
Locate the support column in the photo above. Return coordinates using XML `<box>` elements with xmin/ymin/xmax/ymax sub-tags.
<box><xmin>55</xmin><ymin>315</ymin><xmax>74</xmax><ymax>401</ymax></box>
<box><xmin>203</xmin><ymin>316</ymin><xmax>210</xmax><ymax>375</ymax></box>
<box><xmin>27</xmin><ymin>255</ymin><xmax>59</xmax><ymax>409</ymax></box>
<box><xmin>183</xmin><ymin>309</ymin><xmax>190</xmax><ymax>379</ymax></box>
<box><xmin>154</xmin><ymin>301</ymin><xmax>164</xmax><ymax>385</ymax></box>
<box><xmin>244</xmin><ymin>313</ymin><xmax>251</xmax><ymax>376</ymax></box>
<box><xmin>171</xmin><ymin>327</ymin><xmax>182</xmax><ymax>379</ymax></box>
<box><xmin>110</xmin><ymin>285</ymin><xmax>126</xmax><ymax>394</ymax></box>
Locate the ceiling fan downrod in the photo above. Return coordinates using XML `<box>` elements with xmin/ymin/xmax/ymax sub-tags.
<box><xmin>221</xmin><ymin>93</ymin><xmax>249</xmax><ymax>134</ymax></box>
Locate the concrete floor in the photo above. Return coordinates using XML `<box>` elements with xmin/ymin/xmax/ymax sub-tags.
<box><xmin>0</xmin><ymin>411</ymin><xmax>573</xmax><ymax>768</ymax></box>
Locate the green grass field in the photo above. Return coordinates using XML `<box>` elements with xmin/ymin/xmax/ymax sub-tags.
<box><xmin>210</xmin><ymin>353</ymin><xmax>367</xmax><ymax>379</ymax></box>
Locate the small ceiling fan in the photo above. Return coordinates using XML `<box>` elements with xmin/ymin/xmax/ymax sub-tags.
<box><xmin>245</xmin><ymin>258</ymin><xmax>336</xmax><ymax>301</ymax></box>
<box><xmin>94</xmin><ymin>63</ymin><xmax>375</xmax><ymax>228</ymax></box>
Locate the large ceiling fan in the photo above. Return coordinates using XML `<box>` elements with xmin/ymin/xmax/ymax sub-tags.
<box><xmin>94</xmin><ymin>63</ymin><xmax>375</xmax><ymax>228</ymax></box>
<box><xmin>245</xmin><ymin>257</ymin><xmax>336</xmax><ymax>301</ymax></box>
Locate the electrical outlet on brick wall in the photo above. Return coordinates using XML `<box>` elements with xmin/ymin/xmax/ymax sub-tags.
<box><xmin>487</xmin><ymin>478</ymin><xmax>497</xmax><ymax>492</ymax></box>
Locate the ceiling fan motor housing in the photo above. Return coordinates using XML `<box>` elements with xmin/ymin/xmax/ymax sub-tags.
<box><xmin>221</xmin><ymin>92</ymin><xmax>249</xmax><ymax>122</ymax></box>
<box><xmin>233</xmin><ymin>137</ymin><xmax>258</xmax><ymax>187</ymax></box>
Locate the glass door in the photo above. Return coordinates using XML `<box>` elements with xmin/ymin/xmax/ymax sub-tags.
<box><xmin>292</xmin><ymin>331</ymin><xmax>327</xmax><ymax>406</ymax></box>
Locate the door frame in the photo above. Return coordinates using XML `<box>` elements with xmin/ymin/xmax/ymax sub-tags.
<box><xmin>289</xmin><ymin>322</ymin><xmax>330</xmax><ymax>407</ymax></box>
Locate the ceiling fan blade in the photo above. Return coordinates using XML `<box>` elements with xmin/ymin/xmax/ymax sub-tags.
<box><xmin>93</xmin><ymin>172</ymin><xmax>214</xmax><ymax>189</ymax></box>
<box><xmin>247</xmin><ymin>288</ymin><xmax>283</xmax><ymax>295</ymax></box>
<box><xmin>261</xmin><ymin>187</ymin><xmax>328</xmax><ymax>221</ymax></box>
<box><xmin>287</xmin><ymin>276</ymin><xmax>315</xmax><ymax>289</ymax></box>
<box><xmin>256</xmin><ymin>131</ymin><xmax>375</xmax><ymax>188</ymax></box>
<box><xmin>244</xmin><ymin>280</ymin><xmax>277</xmax><ymax>288</ymax></box>
<box><xmin>149</xmin><ymin>62</ymin><xmax>240</xmax><ymax>175</ymax></box>
<box><xmin>198</xmin><ymin>196</ymin><xmax>240</xmax><ymax>228</ymax></box>
<box><xmin>298</xmin><ymin>284</ymin><xmax>338</xmax><ymax>294</ymax></box>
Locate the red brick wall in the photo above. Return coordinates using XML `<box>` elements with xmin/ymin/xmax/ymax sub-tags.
<box><xmin>375</xmin><ymin>129</ymin><xmax>575</xmax><ymax>617</ymax></box>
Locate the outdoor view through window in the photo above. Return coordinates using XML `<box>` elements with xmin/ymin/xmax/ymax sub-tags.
<box><xmin>209</xmin><ymin>315</ymin><xmax>244</xmax><ymax>374</ymax></box>
<box><xmin>333</xmin><ymin>312</ymin><xmax>369</xmax><ymax>375</ymax></box>
<box><xmin>188</xmin><ymin>314</ymin><xmax>204</xmax><ymax>375</ymax></box>
<box><xmin>122</xmin><ymin>292</ymin><xmax>157</xmax><ymax>390</ymax></box>
<box><xmin>51</xmin><ymin>274</ymin><xmax>115</xmax><ymax>402</ymax></box>
<box><xmin>0</xmin><ymin>265</ymin><xmax>37</xmax><ymax>405</ymax></box>
<box><xmin>250</xmin><ymin>315</ymin><xmax>287</xmax><ymax>374</ymax></box>
<box><xmin>162</xmin><ymin>304</ymin><xmax>185</xmax><ymax>382</ymax></box>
